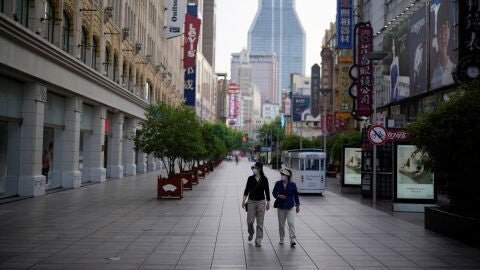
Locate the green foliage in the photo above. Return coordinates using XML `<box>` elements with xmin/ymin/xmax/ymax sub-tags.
<box><xmin>408</xmin><ymin>82</ymin><xmax>480</xmax><ymax>217</ymax></box>
<box><xmin>133</xmin><ymin>102</ymin><xmax>205</xmax><ymax>176</ymax></box>
<box><xmin>328</xmin><ymin>132</ymin><xmax>362</xmax><ymax>165</ymax></box>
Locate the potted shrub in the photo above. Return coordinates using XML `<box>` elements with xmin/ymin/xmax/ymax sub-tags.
<box><xmin>408</xmin><ymin>82</ymin><xmax>480</xmax><ymax>246</ymax></box>
<box><xmin>134</xmin><ymin>102</ymin><xmax>203</xmax><ymax>198</ymax></box>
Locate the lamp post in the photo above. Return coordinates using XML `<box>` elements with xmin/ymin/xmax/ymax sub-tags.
<box><xmin>364</xmin><ymin>51</ymin><xmax>387</xmax><ymax>205</ymax></box>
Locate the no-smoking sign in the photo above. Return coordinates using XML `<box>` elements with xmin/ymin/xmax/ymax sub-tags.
<box><xmin>368</xmin><ymin>125</ymin><xmax>388</xmax><ymax>145</ymax></box>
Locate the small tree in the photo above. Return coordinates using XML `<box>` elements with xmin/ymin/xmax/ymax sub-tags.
<box><xmin>408</xmin><ymin>82</ymin><xmax>480</xmax><ymax>217</ymax></box>
<box><xmin>133</xmin><ymin>102</ymin><xmax>203</xmax><ymax>177</ymax></box>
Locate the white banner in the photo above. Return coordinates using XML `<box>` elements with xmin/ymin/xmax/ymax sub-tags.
<box><xmin>166</xmin><ymin>0</ymin><xmax>187</xmax><ymax>39</ymax></box>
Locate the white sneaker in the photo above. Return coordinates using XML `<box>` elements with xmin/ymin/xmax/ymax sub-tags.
<box><xmin>279</xmin><ymin>238</ymin><xmax>284</xmax><ymax>244</ymax></box>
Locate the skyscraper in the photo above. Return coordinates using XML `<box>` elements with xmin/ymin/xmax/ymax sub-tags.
<box><xmin>248</xmin><ymin>0</ymin><xmax>306</xmax><ymax>102</ymax></box>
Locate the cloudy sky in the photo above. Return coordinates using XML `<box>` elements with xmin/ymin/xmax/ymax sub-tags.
<box><xmin>214</xmin><ymin>0</ymin><xmax>338</xmax><ymax>78</ymax></box>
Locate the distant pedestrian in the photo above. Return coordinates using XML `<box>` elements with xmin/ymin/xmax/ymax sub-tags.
<box><xmin>242</xmin><ymin>162</ymin><xmax>271</xmax><ymax>247</ymax></box>
<box><xmin>272</xmin><ymin>168</ymin><xmax>300</xmax><ymax>247</ymax></box>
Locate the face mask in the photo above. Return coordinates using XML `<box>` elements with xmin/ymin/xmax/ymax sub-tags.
<box><xmin>252</xmin><ymin>169</ymin><xmax>258</xmax><ymax>175</ymax></box>
<box><xmin>281</xmin><ymin>175</ymin><xmax>288</xmax><ymax>181</ymax></box>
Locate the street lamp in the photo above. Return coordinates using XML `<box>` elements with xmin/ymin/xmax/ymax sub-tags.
<box><xmin>364</xmin><ymin>51</ymin><xmax>387</xmax><ymax>205</ymax></box>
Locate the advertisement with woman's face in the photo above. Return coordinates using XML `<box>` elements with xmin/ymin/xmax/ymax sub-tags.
<box><xmin>343</xmin><ymin>147</ymin><xmax>361</xmax><ymax>186</ymax></box>
<box><xmin>429</xmin><ymin>0</ymin><xmax>456</xmax><ymax>90</ymax></box>
<box><xmin>396</xmin><ymin>144</ymin><xmax>434</xmax><ymax>200</ymax></box>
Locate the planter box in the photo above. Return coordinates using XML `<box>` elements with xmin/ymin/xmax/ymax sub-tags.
<box><xmin>197</xmin><ymin>166</ymin><xmax>205</xmax><ymax>179</ymax></box>
<box><xmin>157</xmin><ymin>175</ymin><xmax>183</xmax><ymax>199</ymax></box>
<box><xmin>178</xmin><ymin>172</ymin><xmax>193</xmax><ymax>190</ymax></box>
<box><xmin>425</xmin><ymin>206</ymin><xmax>480</xmax><ymax>247</ymax></box>
<box><xmin>191</xmin><ymin>167</ymin><xmax>199</xmax><ymax>184</ymax></box>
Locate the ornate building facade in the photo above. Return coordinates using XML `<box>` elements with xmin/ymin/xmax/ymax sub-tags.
<box><xmin>0</xmin><ymin>0</ymin><xmax>188</xmax><ymax>198</ymax></box>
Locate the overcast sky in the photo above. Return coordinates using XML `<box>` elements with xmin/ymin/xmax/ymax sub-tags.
<box><xmin>214</xmin><ymin>0</ymin><xmax>337</xmax><ymax>78</ymax></box>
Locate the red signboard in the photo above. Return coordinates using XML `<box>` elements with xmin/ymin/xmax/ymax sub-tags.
<box><xmin>356</xmin><ymin>24</ymin><xmax>373</xmax><ymax>117</ymax></box>
<box><xmin>183</xmin><ymin>14</ymin><xmax>201</xmax><ymax>68</ymax></box>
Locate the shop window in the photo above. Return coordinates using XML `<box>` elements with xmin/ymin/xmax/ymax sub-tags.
<box><xmin>0</xmin><ymin>121</ymin><xmax>7</xmax><ymax>195</ymax></box>
<box><xmin>62</xmin><ymin>11</ymin><xmax>71</xmax><ymax>53</ymax></box>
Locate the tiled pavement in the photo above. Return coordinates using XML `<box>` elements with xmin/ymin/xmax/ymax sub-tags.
<box><xmin>1</xmin><ymin>159</ymin><xmax>479</xmax><ymax>270</ymax></box>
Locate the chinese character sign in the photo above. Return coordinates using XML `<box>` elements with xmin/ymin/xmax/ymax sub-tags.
<box><xmin>310</xmin><ymin>64</ymin><xmax>321</xmax><ymax>118</ymax></box>
<box><xmin>352</xmin><ymin>23</ymin><xmax>373</xmax><ymax>118</ymax></box>
<box><xmin>337</xmin><ymin>0</ymin><xmax>353</xmax><ymax>49</ymax></box>
<box><xmin>184</xmin><ymin>66</ymin><xmax>196</xmax><ymax>106</ymax></box>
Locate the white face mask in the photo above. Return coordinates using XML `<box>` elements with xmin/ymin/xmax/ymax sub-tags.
<box><xmin>281</xmin><ymin>175</ymin><xmax>288</xmax><ymax>181</ymax></box>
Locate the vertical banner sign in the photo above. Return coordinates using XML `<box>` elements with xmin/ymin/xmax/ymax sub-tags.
<box><xmin>310</xmin><ymin>64</ymin><xmax>321</xmax><ymax>118</ymax></box>
<box><xmin>351</xmin><ymin>23</ymin><xmax>373</xmax><ymax>118</ymax></box>
<box><xmin>183</xmin><ymin>14</ymin><xmax>201</xmax><ymax>68</ymax></box>
<box><xmin>166</xmin><ymin>0</ymin><xmax>187</xmax><ymax>39</ymax></box>
<box><xmin>456</xmin><ymin>0</ymin><xmax>480</xmax><ymax>83</ymax></box>
<box><xmin>338</xmin><ymin>56</ymin><xmax>352</xmax><ymax>114</ymax></box>
<box><xmin>337</xmin><ymin>0</ymin><xmax>353</xmax><ymax>49</ymax></box>
<box><xmin>184</xmin><ymin>66</ymin><xmax>196</xmax><ymax>106</ymax></box>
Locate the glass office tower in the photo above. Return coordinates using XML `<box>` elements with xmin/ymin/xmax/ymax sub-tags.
<box><xmin>248</xmin><ymin>0</ymin><xmax>305</xmax><ymax>101</ymax></box>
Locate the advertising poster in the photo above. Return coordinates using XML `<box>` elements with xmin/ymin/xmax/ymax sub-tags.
<box><xmin>409</xmin><ymin>6</ymin><xmax>427</xmax><ymax>96</ymax></box>
<box><xmin>382</xmin><ymin>20</ymin><xmax>409</xmax><ymax>104</ymax></box>
<box><xmin>396</xmin><ymin>144</ymin><xmax>434</xmax><ymax>200</ymax></box>
<box><xmin>292</xmin><ymin>97</ymin><xmax>310</xmax><ymax>121</ymax></box>
<box><xmin>343</xmin><ymin>147</ymin><xmax>362</xmax><ymax>186</ymax></box>
<box><xmin>429</xmin><ymin>0</ymin><xmax>456</xmax><ymax>90</ymax></box>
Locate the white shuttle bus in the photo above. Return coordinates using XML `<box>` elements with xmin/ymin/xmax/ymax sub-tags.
<box><xmin>282</xmin><ymin>149</ymin><xmax>326</xmax><ymax>194</ymax></box>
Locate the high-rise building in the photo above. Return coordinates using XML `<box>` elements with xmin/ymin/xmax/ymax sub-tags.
<box><xmin>230</xmin><ymin>50</ymin><xmax>277</xmax><ymax>104</ymax></box>
<box><xmin>201</xmin><ymin>0</ymin><xmax>216</xmax><ymax>69</ymax></box>
<box><xmin>248</xmin><ymin>0</ymin><xmax>305</xmax><ymax>101</ymax></box>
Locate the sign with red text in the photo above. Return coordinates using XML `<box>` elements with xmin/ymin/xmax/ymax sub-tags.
<box><xmin>183</xmin><ymin>14</ymin><xmax>201</xmax><ymax>68</ymax></box>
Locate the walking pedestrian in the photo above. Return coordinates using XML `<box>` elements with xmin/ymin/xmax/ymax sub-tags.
<box><xmin>242</xmin><ymin>162</ymin><xmax>270</xmax><ymax>247</ymax></box>
<box><xmin>272</xmin><ymin>168</ymin><xmax>300</xmax><ymax>247</ymax></box>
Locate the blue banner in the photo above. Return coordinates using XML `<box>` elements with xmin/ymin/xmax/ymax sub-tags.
<box><xmin>337</xmin><ymin>0</ymin><xmax>353</xmax><ymax>49</ymax></box>
<box><xmin>184</xmin><ymin>66</ymin><xmax>196</xmax><ymax>106</ymax></box>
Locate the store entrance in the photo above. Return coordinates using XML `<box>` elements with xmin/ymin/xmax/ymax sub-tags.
<box><xmin>0</xmin><ymin>121</ymin><xmax>7</xmax><ymax>196</ymax></box>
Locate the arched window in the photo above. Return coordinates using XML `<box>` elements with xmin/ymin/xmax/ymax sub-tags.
<box><xmin>62</xmin><ymin>11</ymin><xmax>71</xmax><ymax>52</ymax></box>
<box><xmin>92</xmin><ymin>36</ymin><xmax>99</xmax><ymax>70</ymax></box>
<box><xmin>128</xmin><ymin>65</ymin><xmax>133</xmax><ymax>92</ymax></box>
<box><xmin>113</xmin><ymin>54</ymin><xmax>119</xmax><ymax>82</ymax></box>
<box><xmin>122</xmin><ymin>61</ymin><xmax>128</xmax><ymax>86</ymax></box>
<box><xmin>16</xmin><ymin>0</ymin><xmax>28</xmax><ymax>27</ymax></box>
<box><xmin>45</xmin><ymin>0</ymin><xmax>54</xmax><ymax>43</ymax></box>
<box><xmin>80</xmin><ymin>27</ymin><xmax>88</xmax><ymax>63</ymax></box>
<box><xmin>145</xmin><ymin>81</ymin><xmax>153</xmax><ymax>103</ymax></box>
<box><xmin>104</xmin><ymin>46</ymin><xmax>111</xmax><ymax>77</ymax></box>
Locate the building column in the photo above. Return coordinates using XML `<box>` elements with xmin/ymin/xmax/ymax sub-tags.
<box><xmin>18</xmin><ymin>83</ymin><xmax>46</xmax><ymax>197</ymax></box>
<box><xmin>147</xmin><ymin>154</ymin><xmax>156</xmax><ymax>171</ymax></box>
<box><xmin>137</xmin><ymin>151</ymin><xmax>147</xmax><ymax>173</ymax></box>
<box><xmin>88</xmin><ymin>105</ymin><xmax>106</xmax><ymax>183</ymax></box>
<box><xmin>61</xmin><ymin>97</ymin><xmax>82</xmax><ymax>188</ymax></box>
<box><xmin>110</xmin><ymin>112</ymin><xmax>124</xmax><ymax>178</ymax></box>
<box><xmin>123</xmin><ymin>118</ymin><xmax>136</xmax><ymax>176</ymax></box>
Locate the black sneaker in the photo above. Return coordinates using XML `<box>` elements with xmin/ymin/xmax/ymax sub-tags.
<box><xmin>290</xmin><ymin>240</ymin><xmax>296</xmax><ymax>247</ymax></box>
<box><xmin>248</xmin><ymin>233</ymin><xmax>254</xmax><ymax>241</ymax></box>
<box><xmin>255</xmin><ymin>242</ymin><xmax>262</xmax><ymax>247</ymax></box>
